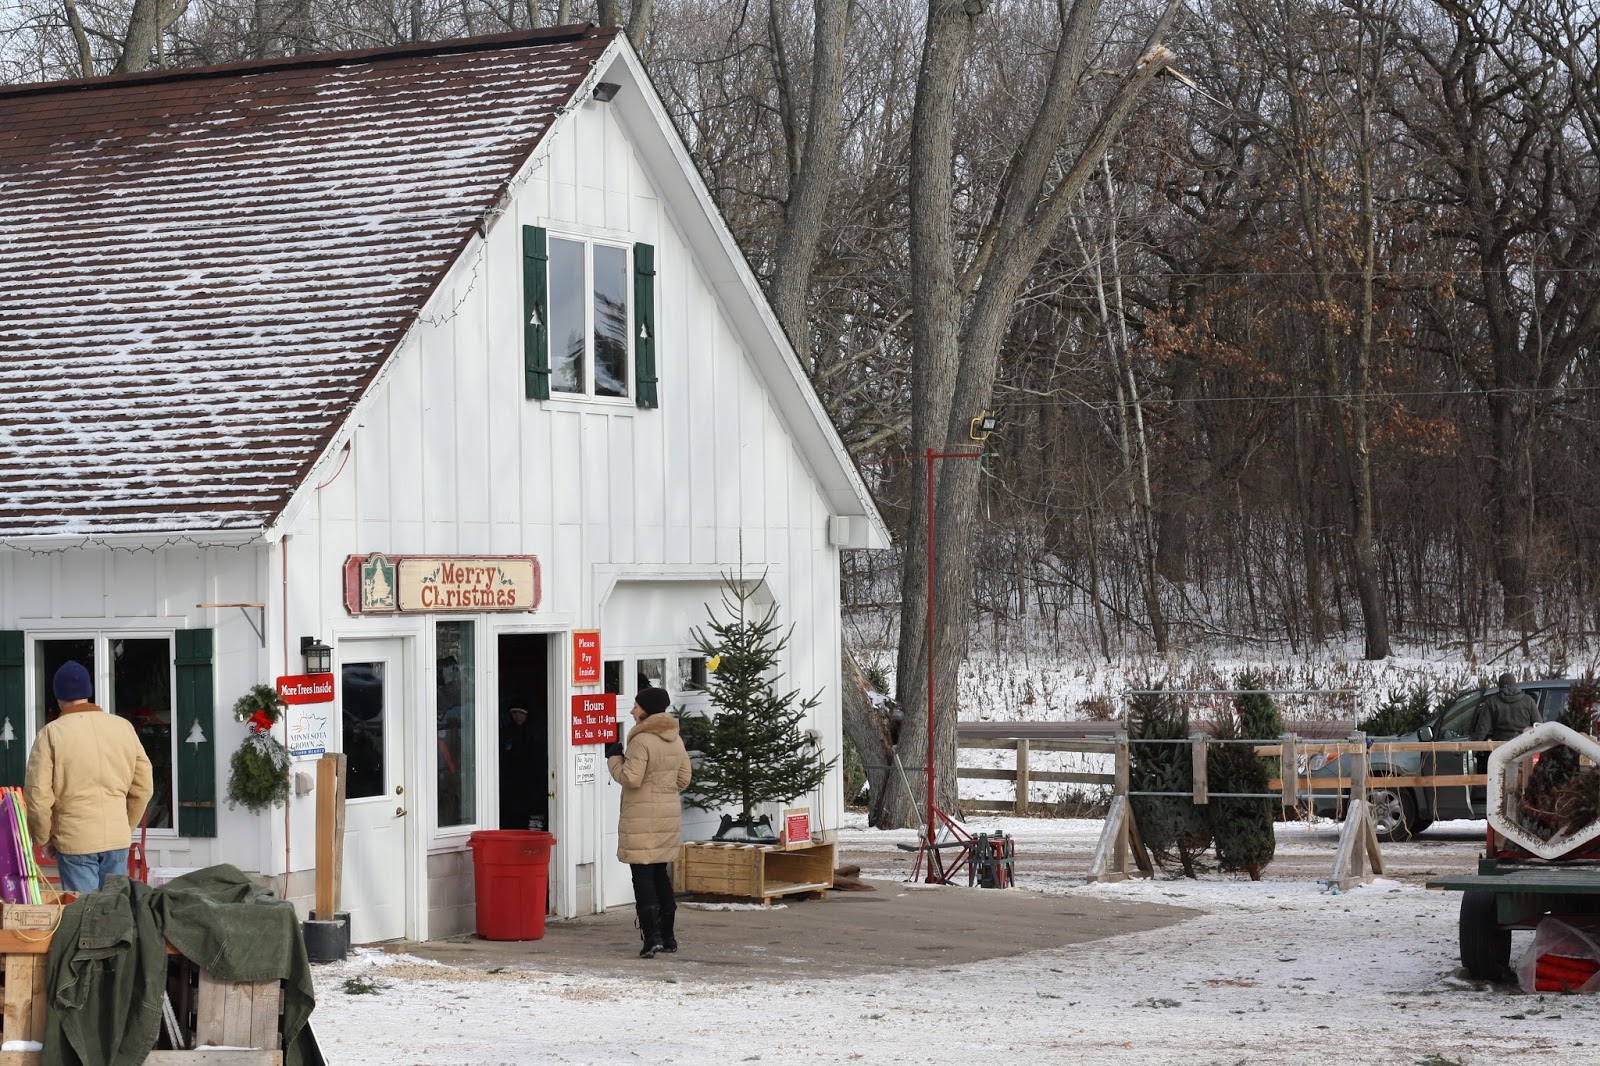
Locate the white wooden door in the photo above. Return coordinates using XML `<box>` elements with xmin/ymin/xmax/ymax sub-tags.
<box><xmin>339</xmin><ymin>639</ymin><xmax>410</xmax><ymax>943</ymax></box>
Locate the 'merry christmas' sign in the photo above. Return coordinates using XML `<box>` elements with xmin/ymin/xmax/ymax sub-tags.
<box><xmin>344</xmin><ymin>554</ymin><xmax>541</xmax><ymax>614</ymax></box>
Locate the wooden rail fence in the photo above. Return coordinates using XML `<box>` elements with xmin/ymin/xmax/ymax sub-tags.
<box><xmin>957</xmin><ymin>733</ymin><xmax>1505</xmax><ymax>891</ymax></box>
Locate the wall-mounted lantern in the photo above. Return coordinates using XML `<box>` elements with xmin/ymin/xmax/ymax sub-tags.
<box><xmin>300</xmin><ymin>637</ymin><xmax>333</xmax><ymax>675</ymax></box>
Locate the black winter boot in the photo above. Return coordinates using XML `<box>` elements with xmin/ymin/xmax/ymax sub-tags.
<box><xmin>635</xmin><ymin>904</ymin><xmax>664</xmax><ymax>959</ymax></box>
<box><xmin>658</xmin><ymin>897</ymin><xmax>677</xmax><ymax>954</ymax></box>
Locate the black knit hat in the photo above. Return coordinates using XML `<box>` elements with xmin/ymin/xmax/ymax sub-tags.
<box><xmin>636</xmin><ymin>687</ymin><xmax>671</xmax><ymax>717</ymax></box>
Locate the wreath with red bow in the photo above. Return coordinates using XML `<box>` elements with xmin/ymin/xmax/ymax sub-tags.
<box><xmin>226</xmin><ymin>684</ymin><xmax>291</xmax><ymax>813</ymax></box>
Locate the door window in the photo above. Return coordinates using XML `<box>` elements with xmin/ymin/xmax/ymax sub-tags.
<box><xmin>342</xmin><ymin>662</ymin><xmax>386</xmax><ymax>800</ymax></box>
<box><xmin>1437</xmin><ymin>692</ymin><xmax>1485</xmax><ymax>739</ymax></box>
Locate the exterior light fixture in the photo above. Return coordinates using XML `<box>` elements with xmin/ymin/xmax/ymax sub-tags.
<box><xmin>969</xmin><ymin>411</ymin><xmax>998</xmax><ymax>441</ymax></box>
<box><xmin>300</xmin><ymin>637</ymin><xmax>333</xmax><ymax>675</ymax></box>
<box><xmin>593</xmin><ymin>82</ymin><xmax>621</xmax><ymax>102</ymax></box>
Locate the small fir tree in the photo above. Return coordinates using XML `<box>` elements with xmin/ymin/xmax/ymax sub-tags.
<box><xmin>1208</xmin><ymin>706</ymin><xmax>1275</xmax><ymax>880</ymax></box>
<box><xmin>678</xmin><ymin>574</ymin><xmax>835</xmax><ymax>838</ymax></box>
<box><xmin>1128</xmin><ymin>688</ymin><xmax>1211</xmax><ymax>878</ymax></box>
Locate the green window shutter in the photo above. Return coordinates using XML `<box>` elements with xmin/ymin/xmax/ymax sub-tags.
<box><xmin>0</xmin><ymin>633</ymin><xmax>23</xmax><ymax>788</ymax></box>
<box><xmin>174</xmin><ymin>629</ymin><xmax>217</xmax><ymax>837</ymax></box>
<box><xmin>634</xmin><ymin>242</ymin><xmax>658</xmax><ymax>409</ymax></box>
<box><xmin>523</xmin><ymin>225</ymin><xmax>551</xmax><ymax>400</ymax></box>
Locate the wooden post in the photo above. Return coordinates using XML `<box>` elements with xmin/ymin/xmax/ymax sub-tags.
<box><xmin>1112</xmin><ymin>734</ymin><xmax>1130</xmax><ymax>875</ymax></box>
<box><xmin>1349</xmin><ymin>731</ymin><xmax>1368</xmax><ymax>810</ymax></box>
<box><xmin>1191</xmin><ymin>731</ymin><xmax>1208</xmax><ymax>805</ymax></box>
<box><xmin>1114</xmin><ymin>733</ymin><xmax>1130</xmax><ymax>797</ymax></box>
<box><xmin>1014</xmin><ymin>739</ymin><xmax>1031</xmax><ymax>815</ymax></box>
<box><xmin>1280</xmin><ymin>733</ymin><xmax>1297</xmax><ymax>809</ymax></box>
<box><xmin>315</xmin><ymin>753</ymin><xmax>347</xmax><ymax>917</ymax></box>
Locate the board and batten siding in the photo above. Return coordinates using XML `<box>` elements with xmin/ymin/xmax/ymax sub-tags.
<box><xmin>285</xmin><ymin>96</ymin><xmax>846</xmax><ymax>920</ymax></box>
<box><xmin>0</xmin><ymin>545</ymin><xmax>271</xmax><ymax>873</ymax></box>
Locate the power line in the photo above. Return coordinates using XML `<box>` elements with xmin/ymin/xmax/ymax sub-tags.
<box><xmin>995</xmin><ymin>384</ymin><xmax>1600</xmax><ymax>409</ymax></box>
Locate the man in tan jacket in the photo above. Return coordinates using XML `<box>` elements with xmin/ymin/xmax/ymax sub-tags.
<box><xmin>24</xmin><ymin>660</ymin><xmax>153</xmax><ymax>893</ymax></box>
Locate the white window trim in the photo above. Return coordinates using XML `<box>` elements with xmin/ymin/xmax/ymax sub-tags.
<box><xmin>545</xmin><ymin>233</ymin><xmax>635</xmax><ymax>406</ymax></box>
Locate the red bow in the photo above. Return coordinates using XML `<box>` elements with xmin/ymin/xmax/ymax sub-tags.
<box><xmin>248</xmin><ymin>710</ymin><xmax>275</xmax><ymax>733</ymax></box>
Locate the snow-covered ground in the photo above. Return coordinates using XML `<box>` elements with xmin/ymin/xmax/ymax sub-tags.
<box><xmin>312</xmin><ymin>816</ymin><xmax>1589</xmax><ymax>1065</ymax></box>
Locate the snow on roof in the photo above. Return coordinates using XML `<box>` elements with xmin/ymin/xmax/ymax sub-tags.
<box><xmin>0</xmin><ymin>26</ymin><xmax>613</xmax><ymax>539</ymax></box>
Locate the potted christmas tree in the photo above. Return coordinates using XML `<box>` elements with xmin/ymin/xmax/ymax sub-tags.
<box><xmin>679</xmin><ymin>573</ymin><xmax>834</xmax><ymax>843</ymax></box>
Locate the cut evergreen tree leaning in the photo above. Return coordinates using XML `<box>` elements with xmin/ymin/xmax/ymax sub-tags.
<box><xmin>1128</xmin><ymin>688</ymin><xmax>1211</xmax><ymax>878</ymax></box>
<box><xmin>678</xmin><ymin>573</ymin><xmax>834</xmax><ymax>842</ymax></box>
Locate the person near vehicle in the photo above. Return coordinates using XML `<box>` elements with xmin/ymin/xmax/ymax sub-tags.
<box><xmin>1472</xmin><ymin>673</ymin><xmax>1542</xmax><ymax>742</ymax></box>
<box><xmin>605</xmin><ymin>687</ymin><xmax>691</xmax><ymax>959</ymax></box>
<box><xmin>24</xmin><ymin>660</ymin><xmax>153</xmax><ymax>893</ymax></box>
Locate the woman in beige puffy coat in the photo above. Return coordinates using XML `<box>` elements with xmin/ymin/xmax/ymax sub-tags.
<box><xmin>605</xmin><ymin>687</ymin><xmax>691</xmax><ymax>958</ymax></box>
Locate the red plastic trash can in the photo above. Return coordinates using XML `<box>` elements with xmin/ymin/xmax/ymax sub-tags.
<box><xmin>467</xmin><ymin>829</ymin><xmax>557</xmax><ymax>941</ymax></box>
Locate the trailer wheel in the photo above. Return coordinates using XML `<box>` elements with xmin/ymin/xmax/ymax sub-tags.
<box><xmin>1460</xmin><ymin>890</ymin><xmax>1511</xmax><ymax>981</ymax></box>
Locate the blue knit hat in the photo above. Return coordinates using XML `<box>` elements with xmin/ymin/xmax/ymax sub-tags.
<box><xmin>53</xmin><ymin>660</ymin><xmax>93</xmax><ymax>703</ymax></box>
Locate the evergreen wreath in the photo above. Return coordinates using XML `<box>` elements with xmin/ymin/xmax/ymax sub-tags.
<box><xmin>226</xmin><ymin>684</ymin><xmax>291</xmax><ymax>812</ymax></box>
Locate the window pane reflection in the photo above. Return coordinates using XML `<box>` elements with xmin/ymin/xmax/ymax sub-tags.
<box><xmin>342</xmin><ymin>662</ymin><xmax>385</xmax><ymax>800</ymax></box>
<box><xmin>549</xmin><ymin>237</ymin><xmax>586</xmax><ymax>393</ymax></box>
<box><xmin>593</xmin><ymin>244</ymin><xmax>629</xmax><ymax>398</ymax></box>
<box><xmin>436</xmin><ymin>622</ymin><xmax>476</xmax><ymax>828</ymax></box>
<box><xmin>112</xmin><ymin>639</ymin><xmax>173</xmax><ymax>829</ymax></box>
<box><xmin>36</xmin><ymin>639</ymin><xmax>94</xmax><ymax>728</ymax></box>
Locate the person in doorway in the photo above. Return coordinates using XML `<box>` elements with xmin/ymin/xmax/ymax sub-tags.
<box><xmin>605</xmin><ymin>687</ymin><xmax>691</xmax><ymax>959</ymax></box>
<box><xmin>24</xmin><ymin>661</ymin><xmax>153</xmax><ymax>893</ymax></box>
<box><xmin>499</xmin><ymin>706</ymin><xmax>544</xmax><ymax>830</ymax></box>
<box><xmin>1472</xmin><ymin>673</ymin><xmax>1542</xmax><ymax>743</ymax></box>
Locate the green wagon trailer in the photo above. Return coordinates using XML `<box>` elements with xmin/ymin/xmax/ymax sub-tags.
<box><xmin>1429</xmin><ymin>839</ymin><xmax>1600</xmax><ymax>981</ymax></box>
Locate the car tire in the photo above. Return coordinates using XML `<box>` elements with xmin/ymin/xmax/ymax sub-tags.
<box><xmin>1460</xmin><ymin>890</ymin><xmax>1511</xmax><ymax>981</ymax></box>
<box><xmin>1366</xmin><ymin>780</ymin><xmax>1420</xmax><ymax>842</ymax></box>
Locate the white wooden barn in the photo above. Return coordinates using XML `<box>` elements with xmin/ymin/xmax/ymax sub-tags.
<box><xmin>0</xmin><ymin>24</ymin><xmax>887</xmax><ymax>943</ymax></box>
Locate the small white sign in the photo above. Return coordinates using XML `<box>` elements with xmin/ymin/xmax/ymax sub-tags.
<box><xmin>287</xmin><ymin>706</ymin><xmax>330</xmax><ymax>759</ymax></box>
<box><xmin>574</xmin><ymin>752</ymin><xmax>596</xmax><ymax>785</ymax></box>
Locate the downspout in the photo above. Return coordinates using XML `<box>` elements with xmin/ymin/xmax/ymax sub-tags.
<box><xmin>282</xmin><ymin>534</ymin><xmax>292</xmax><ymax>897</ymax></box>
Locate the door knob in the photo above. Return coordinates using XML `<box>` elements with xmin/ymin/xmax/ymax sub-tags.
<box><xmin>395</xmin><ymin>806</ymin><xmax>407</xmax><ymax>817</ymax></box>
<box><xmin>395</xmin><ymin>785</ymin><xmax>404</xmax><ymax>795</ymax></box>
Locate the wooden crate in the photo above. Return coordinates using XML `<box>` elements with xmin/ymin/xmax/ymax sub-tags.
<box><xmin>674</xmin><ymin>840</ymin><xmax>835</xmax><ymax>904</ymax></box>
<box><xmin>0</xmin><ymin>930</ymin><xmax>284</xmax><ymax>1066</ymax></box>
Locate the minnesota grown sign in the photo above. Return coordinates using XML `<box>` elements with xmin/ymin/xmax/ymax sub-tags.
<box><xmin>343</xmin><ymin>553</ymin><xmax>541</xmax><ymax>614</ymax></box>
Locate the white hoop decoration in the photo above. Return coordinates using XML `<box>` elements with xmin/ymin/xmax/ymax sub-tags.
<box><xmin>1486</xmin><ymin>722</ymin><xmax>1600</xmax><ymax>860</ymax></box>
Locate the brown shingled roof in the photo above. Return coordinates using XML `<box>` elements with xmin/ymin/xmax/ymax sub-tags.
<box><xmin>0</xmin><ymin>25</ymin><xmax>614</xmax><ymax>539</ymax></box>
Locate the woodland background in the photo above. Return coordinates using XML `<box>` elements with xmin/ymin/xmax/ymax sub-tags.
<box><xmin>6</xmin><ymin>0</ymin><xmax>1598</xmax><ymax>817</ymax></box>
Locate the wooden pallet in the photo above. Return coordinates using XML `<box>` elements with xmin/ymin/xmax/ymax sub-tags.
<box><xmin>0</xmin><ymin>930</ymin><xmax>284</xmax><ymax>1066</ymax></box>
<box><xmin>674</xmin><ymin>840</ymin><xmax>835</xmax><ymax>905</ymax></box>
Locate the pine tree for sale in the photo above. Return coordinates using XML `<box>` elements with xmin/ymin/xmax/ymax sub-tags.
<box><xmin>1128</xmin><ymin>688</ymin><xmax>1211</xmax><ymax>877</ymax></box>
<box><xmin>679</xmin><ymin>574</ymin><xmax>834</xmax><ymax>841</ymax></box>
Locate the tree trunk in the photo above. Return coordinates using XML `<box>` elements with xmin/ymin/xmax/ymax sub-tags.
<box><xmin>60</xmin><ymin>0</ymin><xmax>95</xmax><ymax>76</ymax></box>
<box><xmin>767</xmin><ymin>0</ymin><xmax>851</xmax><ymax>346</ymax></box>
<box><xmin>886</xmin><ymin>0</ymin><xmax>1182</xmax><ymax>829</ymax></box>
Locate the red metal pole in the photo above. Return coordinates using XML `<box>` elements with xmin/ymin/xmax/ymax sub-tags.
<box><xmin>925</xmin><ymin>447</ymin><xmax>937</xmax><ymax>870</ymax></box>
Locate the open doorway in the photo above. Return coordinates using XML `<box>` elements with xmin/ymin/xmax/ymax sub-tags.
<box><xmin>497</xmin><ymin>635</ymin><xmax>550</xmax><ymax>832</ymax></box>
